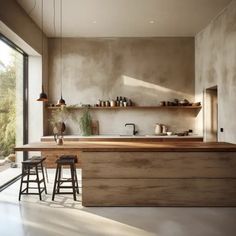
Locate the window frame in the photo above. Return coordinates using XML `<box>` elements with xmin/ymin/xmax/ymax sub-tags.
<box><xmin>0</xmin><ymin>33</ymin><xmax>29</xmax><ymax>191</ymax></box>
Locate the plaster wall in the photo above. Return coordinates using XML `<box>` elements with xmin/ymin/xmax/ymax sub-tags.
<box><xmin>0</xmin><ymin>0</ymin><xmax>46</xmax><ymax>55</ymax></box>
<box><xmin>48</xmin><ymin>37</ymin><xmax>197</xmax><ymax>135</ymax></box>
<box><xmin>195</xmin><ymin>0</ymin><xmax>236</xmax><ymax>143</ymax></box>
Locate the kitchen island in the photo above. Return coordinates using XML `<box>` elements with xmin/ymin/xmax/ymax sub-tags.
<box><xmin>15</xmin><ymin>141</ymin><xmax>236</xmax><ymax>206</ymax></box>
<box><xmin>40</xmin><ymin>135</ymin><xmax>203</xmax><ymax>167</ymax></box>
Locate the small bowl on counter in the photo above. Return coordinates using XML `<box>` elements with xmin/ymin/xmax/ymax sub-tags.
<box><xmin>166</xmin><ymin>132</ymin><xmax>173</xmax><ymax>136</ymax></box>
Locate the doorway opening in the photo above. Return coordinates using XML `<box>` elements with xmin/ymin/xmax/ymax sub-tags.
<box><xmin>204</xmin><ymin>86</ymin><xmax>218</xmax><ymax>142</ymax></box>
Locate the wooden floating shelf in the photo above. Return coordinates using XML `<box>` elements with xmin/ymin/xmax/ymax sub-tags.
<box><xmin>47</xmin><ymin>106</ymin><xmax>202</xmax><ymax>110</ymax></box>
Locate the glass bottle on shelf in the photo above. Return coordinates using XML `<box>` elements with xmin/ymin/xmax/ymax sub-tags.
<box><xmin>123</xmin><ymin>97</ymin><xmax>127</xmax><ymax>107</ymax></box>
<box><xmin>116</xmin><ymin>97</ymin><xmax>119</xmax><ymax>106</ymax></box>
<box><xmin>119</xmin><ymin>96</ymin><xmax>123</xmax><ymax>107</ymax></box>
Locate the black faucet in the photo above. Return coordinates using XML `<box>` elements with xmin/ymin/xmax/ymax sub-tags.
<box><xmin>125</xmin><ymin>123</ymin><xmax>138</xmax><ymax>135</ymax></box>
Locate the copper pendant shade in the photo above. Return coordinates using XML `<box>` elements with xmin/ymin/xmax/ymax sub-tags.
<box><xmin>37</xmin><ymin>85</ymin><xmax>48</xmax><ymax>102</ymax></box>
<box><xmin>56</xmin><ymin>93</ymin><xmax>66</xmax><ymax>106</ymax></box>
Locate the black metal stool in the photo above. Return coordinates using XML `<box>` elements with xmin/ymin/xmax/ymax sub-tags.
<box><xmin>52</xmin><ymin>155</ymin><xmax>79</xmax><ymax>201</ymax></box>
<box><xmin>19</xmin><ymin>157</ymin><xmax>47</xmax><ymax>201</ymax></box>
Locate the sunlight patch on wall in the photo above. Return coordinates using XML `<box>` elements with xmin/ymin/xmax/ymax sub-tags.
<box><xmin>122</xmin><ymin>75</ymin><xmax>190</xmax><ymax>97</ymax></box>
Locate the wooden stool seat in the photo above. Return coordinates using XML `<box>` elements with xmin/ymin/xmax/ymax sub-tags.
<box><xmin>59</xmin><ymin>155</ymin><xmax>78</xmax><ymax>163</ymax></box>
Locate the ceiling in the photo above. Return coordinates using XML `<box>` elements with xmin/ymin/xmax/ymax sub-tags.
<box><xmin>17</xmin><ymin>0</ymin><xmax>232</xmax><ymax>37</ymax></box>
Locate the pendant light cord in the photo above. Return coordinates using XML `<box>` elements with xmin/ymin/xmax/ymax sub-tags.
<box><xmin>60</xmin><ymin>0</ymin><xmax>63</xmax><ymax>98</ymax></box>
<box><xmin>53</xmin><ymin>0</ymin><xmax>57</xmax><ymax>99</ymax></box>
<box><xmin>41</xmin><ymin>0</ymin><xmax>44</xmax><ymax>88</ymax></box>
<box><xmin>54</xmin><ymin>0</ymin><xmax>56</xmax><ymax>36</ymax></box>
<box><xmin>36</xmin><ymin>0</ymin><xmax>48</xmax><ymax>101</ymax></box>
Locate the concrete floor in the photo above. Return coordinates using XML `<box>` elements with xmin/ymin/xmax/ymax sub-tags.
<box><xmin>0</xmin><ymin>170</ymin><xmax>236</xmax><ymax>236</ymax></box>
<box><xmin>0</xmin><ymin>165</ymin><xmax>21</xmax><ymax>186</ymax></box>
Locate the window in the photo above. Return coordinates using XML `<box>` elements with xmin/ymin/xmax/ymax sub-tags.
<box><xmin>0</xmin><ymin>33</ymin><xmax>28</xmax><ymax>190</ymax></box>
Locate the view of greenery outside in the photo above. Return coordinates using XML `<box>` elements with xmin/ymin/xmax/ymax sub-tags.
<box><xmin>0</xmin><ymin>48</ymin><xmax>16</xmax><ymax>159</ymax></box>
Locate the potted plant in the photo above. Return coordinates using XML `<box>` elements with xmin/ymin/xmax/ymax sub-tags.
<box><xmin>49</xmin><ymin>105</ymin><xmax>77</xmax><ymax>142</ymax></box>
<box><xmin>79</xmin><ymin>108</ymin><xmax>92</xmax><ymax>136</ymax></box>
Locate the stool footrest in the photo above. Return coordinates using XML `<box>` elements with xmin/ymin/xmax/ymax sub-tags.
<box><xmin>20</xmin><ymin>187</ymin><xmax>46</xmax><ymax>194</ymax></box>
<box><xmin>57</xmin><ymin>179</ymin><xmax>73</xmax><ymax>183</ymax></box>
<box><xmin>56</xmin><ymin>186</ymin><xmax>75</xmax><ymax>189</ymax></box>
<box><xmin>54</xmin><ymin>192</ymin><xmax>76</xmax><ymax>195</ymax></box>
<box><xmin>22</xmin><ymin>179</ymin><xmax>44</xmax><ymax>183</ymax></box>
<box><xmin>22</xmin><ymin>171</ymin><xmax>44</xmax><ymax>175</ymax></box>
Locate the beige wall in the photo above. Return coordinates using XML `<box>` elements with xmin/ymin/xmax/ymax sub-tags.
<box><xmin>48</xmin><ymin>37</ymin><xmax>196</xmax><ymax>135</ymax></box>
<box><xmin>0</xmin><ymin>0</ymin><xmax>44</xmax><ymax>54</ymax></box>
<box><xmin>195</xmin><ymin>0</ymin><xmax>236</xmax><ymax>143</ymax></box>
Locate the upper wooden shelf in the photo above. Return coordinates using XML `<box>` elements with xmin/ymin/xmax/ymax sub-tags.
<box><xmin>47</xmin><ymin>105</ymin><xmax>202</xmax><ymax>110</ymax></box>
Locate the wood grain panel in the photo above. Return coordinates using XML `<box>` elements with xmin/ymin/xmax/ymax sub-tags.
<box><xmin>14</xmin><ymin>141</ymin><xmax>236</xmax><ymax>152</ymax></box>
<box><xmin>82</xmin><ymin>179</ymin><xmax>236</xmax><ymax>206</ymax></box>
<box><xmin>42</xmin><ymin>151</ymin><xmax>81</xmax><ymax>168</ymax></box>
<box><xmin>81</xmin><ymin>152</ymin><xmax>236</xmax><ymax>178</ymax></box>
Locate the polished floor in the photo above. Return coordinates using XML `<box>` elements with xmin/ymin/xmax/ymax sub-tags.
<box><xmin>0</xmin><ymin>165</ymin><xmax>21</xmax><ymax>186</ymax></box>
<box><xmin>0</xmin><ymin>169</ymin><xmax>236</xmax><ymax>236</ymax></box>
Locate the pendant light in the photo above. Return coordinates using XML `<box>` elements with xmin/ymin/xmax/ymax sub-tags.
<box><xmin>56</xmin><ymin>0</ymin><xmax>66</xmax><ymax>106</ymax></box>
<box><xmin>37</xmin><ymin>0</ymin><xmax>48</xmax><ymax>102</ymax></box>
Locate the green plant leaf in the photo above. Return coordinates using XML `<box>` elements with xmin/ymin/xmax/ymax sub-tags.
<box><xmin>79</xmin><ymin>108</ymin><xmax>92</xmax><ymax>136</ymax></box>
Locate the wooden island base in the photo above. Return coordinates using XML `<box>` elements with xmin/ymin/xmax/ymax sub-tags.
<box><xmin>81</xmin><ymin>151</ymin><xmax>236</xmax><ymax>206</ymax></box>
<box><xmin>15</xmin><ymin>141</ymin><xmax>236</xmax><ymax>206</ymax></box>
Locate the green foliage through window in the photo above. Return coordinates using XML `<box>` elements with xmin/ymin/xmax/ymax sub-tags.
<box><xmin>0</xmin><ymin>54</ymin><xmax>16</xmax><ymax>157</ymax></box>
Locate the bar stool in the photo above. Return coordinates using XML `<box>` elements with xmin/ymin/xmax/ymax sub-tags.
<box><xmin>19</xmin><ymin>157</ymin><xmax>47</xmax><ymax>201</ymax></box>
<box><xmin>52</xmin><ymin>155</ymin><xmax>79</xmax><ymax>201</ymax></box>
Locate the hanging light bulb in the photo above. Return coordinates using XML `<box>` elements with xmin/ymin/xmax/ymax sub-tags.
<box><xmin>37</xmin><ymin>0</ymin><xmax>48</xmax><ymax>102</ymax></box>
<box><xmin>56</xmin><ymin>0</ymin><xmax>66</xmax><ymax>106</ymax></box>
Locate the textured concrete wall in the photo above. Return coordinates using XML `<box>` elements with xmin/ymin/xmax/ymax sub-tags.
<box><xmin>48</xmin><ymin>37</ymin><xmax>196</xmax><ymax>135</ymax></box>
<box><xmin>195</xmin><ymin>0</ymin><xmax>236</xmax><ymax>143</ymax></box>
